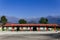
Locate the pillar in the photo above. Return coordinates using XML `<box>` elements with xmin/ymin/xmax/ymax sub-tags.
<box><xmin>2</xmin><ymin>26</ymin><xmax>4</xmax><ymax>31</ymax></box>
<box><xmin>38</xmin><ymin>27</ymin><xmax>40</xmax><ymax>31</ymax></box>
<box><xmin>19</xmin><ymin>27</ymin><xmax>21</xmax><ymax>31</ymax></box>
<box><xmin>12</xmin><ymin>27</ymin><xmax>14</xmax><ymax>32</ymax></box>
<box><xmin>21</xmin><ymin>27</ymin><xmax>23</xmax><ymax>31</ymax></box>
<box><xmin>30</xmin><ymin>27</ymin><xmax>32</xmax><ymax>31</ymax></box>
<box><xmin>54</xmin><ymin>25</ymin><xmax>56</xmax><ymax>32</ymax></box>
<box><xmin>6</xmin><ymin>27</ymin><xmax>8</xmax><ymax>31</ymax></box>
<box><xmin>46</xmin><ymin>27</ymin><xmax>48</xmax><ymax>31</ymax></box>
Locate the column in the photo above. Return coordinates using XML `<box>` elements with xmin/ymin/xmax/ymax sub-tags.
<box><xmin>6</xmin><ymin>27</ymin><xmax>8</xmax><ymax>31</ymax></box>
<box><xmin>19</xmin><ymin>27</ymin><xmax>21</xmax><ymax>31</ymax></box>
<box><xmin>54</xmin><ymin>26</ymin><xmax>56</xmax><ymax>32</ymax></box>
<box><xmin>38</xmin><ymin>27</ymin><xmax>40</xmax><ymax>31</ymax></box>
<box><xmin>2</xmin><ymin>26</ymin><xmax>4</xmax><ymax>31</ymax></box>
<box><xmin>12</xmin><ymin>27</ymin><xmax>14</xmax><ymax>32</ymax></box>
<box><xmin>21</xmin><ymin>27</ymin><xmax>23</xmax><ymax>31</ymax></box>
<box><xmin>30</xmin><ymin>27</ymin><xmax>32</xmax><ymax>31</ymax></box>
<box><xmin>46</xmin><ymin>27</ymin><xmax>48</xmax><ymax>31</ymax></box>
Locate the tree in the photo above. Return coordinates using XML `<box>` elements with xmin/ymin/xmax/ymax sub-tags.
<box><xmin>1</xmin><ymin>16</ymin><xmax>7</xmax><ymax>24</ymax></box>
<box><xmin>17</xmin><ymin>19</ymin><xmax>27</xmax><ymax>31</ymax></box>
<box><xmin>18</xmin><ymin>19</ymin><xmax>27</xmax><ymax>24</ymax></box>
<box><xmin>39</xmin><ymin>17</ymin><xmax>48</xmax><ymax>24</ymax></box>
<box><xmin>39</xmin><ymin>17</ymin><xmax>48</xmax><ymax>31</ymax></box>
<box><xmin>1</xmin><ymin>16</ymin><xmax>7</xmax><ymax>31</ymax></box>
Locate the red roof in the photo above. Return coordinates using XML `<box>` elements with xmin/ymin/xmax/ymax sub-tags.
<box><xmin>4</xmin><ymin>23</ymin><xmax>59</xmax><ymax>27</ymax></box>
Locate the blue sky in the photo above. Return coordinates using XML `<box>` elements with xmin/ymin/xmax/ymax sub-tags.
<box><xmin>0</xmin><ymin>0</ymin><xmax>60</xmax><ymax>18</ymax></box>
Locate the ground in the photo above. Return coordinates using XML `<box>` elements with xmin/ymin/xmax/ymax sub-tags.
<box><xmin>0</xmin><ymin>33</ymin><xmax>60</xmax><ymax>40</ymax></box>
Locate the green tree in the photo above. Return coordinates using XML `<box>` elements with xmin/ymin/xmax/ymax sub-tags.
<box><xmin>17</xmin><ymin>19</ymin><xmax>27</xmax><ymax>31</ymax></box>
<box><xmin>39</xmin><ymin>17</ymin><xmax>48</xmax><ymax>24</ymax></box>
<box><xmin>39</xmin><ymin>17</ymin><xmax>48</xmax><ymax>31</ymax></box>
<box><xmin>18</xmin><ymin>19</ymin><xmax>27</xmax><ymax>24</ymax></box>
<box><xmin>1</xmin><ymin>16</ymin><xmax>7</xmax><ymax>31</ymax></box>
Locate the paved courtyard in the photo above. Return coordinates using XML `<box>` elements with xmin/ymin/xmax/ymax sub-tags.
<box><xmin>0</xmin><ymin>32</ymin><xmax>60</xmax><ymax>40</ymax></box>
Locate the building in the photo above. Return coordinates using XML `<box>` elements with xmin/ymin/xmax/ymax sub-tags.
<box><xmin>0</xmin><ymin>23</ymin><xmax>60</xmax><ymax>31</ymax></box>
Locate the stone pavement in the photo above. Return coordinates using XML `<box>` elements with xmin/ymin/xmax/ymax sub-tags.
<box><xmin>0</xmin><ymin>31</ymin><xmax>59</xmax><ymax>40</ymax></box>
<box><xmin>0</xmin><ymin>31</ymin><xmax>59</xmax><ymax>35</ymax></box>
<box><xmin>0</xmin><ymin>33</ymin><xmax>59</xmax><ymax>40</ymax></box>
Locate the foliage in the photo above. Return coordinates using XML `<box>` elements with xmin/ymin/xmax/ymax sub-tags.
<box><xmin>18</xmin><ymin>19</ymin><xmax>27</xmax><ymax>24</ymax></box>
<box><xmin>39</xmin><ymin>17</ymin><xmax>48</xmax><ymax>24</ymax></box>
<box><xmin>1</xmin><ymin>16</ymin><xmax>7</xmax><ymax>25</ymax></box>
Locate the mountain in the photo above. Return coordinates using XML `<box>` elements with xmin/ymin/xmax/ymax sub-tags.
<box><xmin>6</xmin><ymin>16</ymin><xmax>19</xmax><ymax>23</ymax></box>
<box><xmin>0</xmin><ymin>16</ymin><xmax>32</xmax><ymax>23</ymax></box>
<box><xmin>0</xmin><ymin>16</ymin><xmax>60</xmax><ymax>24</ymax></box>
<box><xmin>46</xmin><ymin>16</ymin><xmax>60</xmax><ymax>24</ymax></box>
<box><xmin>24</xmin><ymin>16</ymin><xmax>60</xmax><ymax>24</ymax></box>
<box><xmin>25</xmin><ymin>17</ymin><xmax>40</xmax><ymax>24</ymax></box>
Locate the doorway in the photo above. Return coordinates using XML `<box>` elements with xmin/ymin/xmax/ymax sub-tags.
<box><xmin>16</xmin><ymin>27</ymin><xmax>20</xmax><ymax>31</ymax></box>
<box><xmin>33</xmin><ymin>26</ymin><xmax>37</xmax><ymax>31</ymax></box>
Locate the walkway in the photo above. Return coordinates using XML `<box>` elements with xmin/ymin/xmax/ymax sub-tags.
<box><xmin>0</xmin><ymin>31</ymin><xmax>59</xmax><ymax>35</ymax></box>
